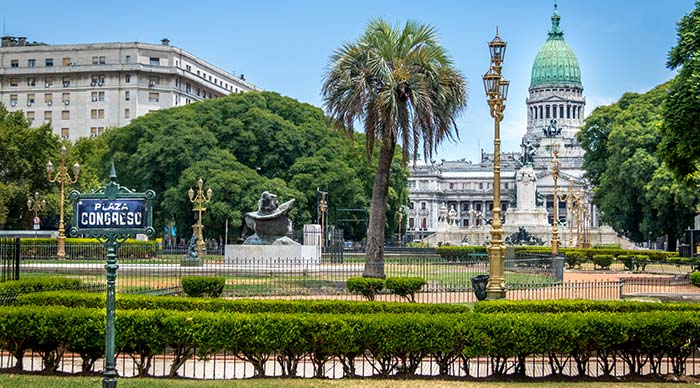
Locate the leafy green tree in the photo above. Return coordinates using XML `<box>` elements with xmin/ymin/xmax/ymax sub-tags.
<box><xmin>102</xmin><ymin>92</ymin><xmax>407</xmax><ymax>244</ymax></box>
<box><xmin>580</xmin><ymin>83</ymin><xmax>698</xmax><ymax>250</ymax></box>
<box><xmin>660</xmin><ymin>1</ymin><xmax>700</xmax><ymax>182</ymax></box>
<box><xmin>322</xmin><ymin>19</ymin><xmax>467</xmax><ymax>278</ymax></box>
<box><xmin>0</xmin><ymin>105</ymin><xmax>61</xmax><ymax>229</ymax></box>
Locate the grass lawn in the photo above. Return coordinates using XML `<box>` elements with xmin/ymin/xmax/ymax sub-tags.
<box><xmin>0</xmin><ymin>375</ymin><xmax>694</xmax><ymax>388</ymax></box>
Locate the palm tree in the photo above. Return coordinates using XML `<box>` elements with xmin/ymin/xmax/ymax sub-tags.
<box><xmin>322</xmin><ymin>19</ymin><xmax>467</xmax><ymax>278</ymax></box>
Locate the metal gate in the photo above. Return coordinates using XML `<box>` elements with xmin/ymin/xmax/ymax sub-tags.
<box><xmin>0</xmin><ymin>238</ymin><xmax>20</xmax><ymax>282</ymax></box>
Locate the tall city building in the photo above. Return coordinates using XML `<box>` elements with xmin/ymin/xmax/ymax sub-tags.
<box><xmin>0</xmin><ymin>36</ymin><xmax>260</xmax><ymax>139</ymax></box>
<box><xmin>407</xmin><ymin>4</ymin><xmax>600</xmax><ymax>244</ymax></box>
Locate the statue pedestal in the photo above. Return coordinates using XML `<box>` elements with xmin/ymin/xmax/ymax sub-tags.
<box><xmin>504</xmin><ymin>208</ymin><xmax>550</xmax><ymax>227</ymax></box>
<box><xmin>224</xmin><ymin>244</ymin><xmax>320</xmax><ymax>272</ymax></box>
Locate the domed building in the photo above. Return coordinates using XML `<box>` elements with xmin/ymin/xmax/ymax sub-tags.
<box><xmin>405</xmin><ymin>3</ymin><xmax>623</xmax><ymax>247</ymax></box>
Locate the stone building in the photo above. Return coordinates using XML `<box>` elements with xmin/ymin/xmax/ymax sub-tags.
<box><xmin>407</xmin><ymin>4</ymin><xmax>616</xmax><ymax>246</ymax></box>
<box><xmin>0</xmin><ymin>36</ymin><xmax>260</xmax><ymax>139</ymax></box>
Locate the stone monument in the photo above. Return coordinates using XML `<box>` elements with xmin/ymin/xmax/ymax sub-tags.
<box><xmin>504</xmin><ymin>165</ymin><xmax>549</xmax><ymax>227</ymax></box>
<box><xmin>225</xmin><ymin>191</ymin><xmax>320</xmax><ymax>270</ymax></box>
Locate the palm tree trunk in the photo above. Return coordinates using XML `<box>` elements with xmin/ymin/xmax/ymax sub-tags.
<box><xmin>363</xmin><ymin>138</ymin><xmax>396</xmax><ymax>278</ymax></box>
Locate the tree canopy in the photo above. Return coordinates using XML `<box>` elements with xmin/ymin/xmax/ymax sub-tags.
<box><xmin>101</xmin><ymin>91</ymin><xmax>409</xmax><ymax>243</ymax></box>
<box><xmin>579</xmin><ymin>83</ymin><xmax>698</xmax><ymax>249</ymax></box>
<box><xmin>660</xmin><ymin>1</ymin><xmax>700</xmax><ymax>183</ymax></box>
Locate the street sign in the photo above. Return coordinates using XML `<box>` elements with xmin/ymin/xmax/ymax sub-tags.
<box><xmin>69</xmin><ymin>164</ymin><xmax>155</xmax><ymax>388</ymax></box>
<box><xmin>33</xmin><ymin>216</ymin><xmax>40</xmax><ymax>225</ymax></box>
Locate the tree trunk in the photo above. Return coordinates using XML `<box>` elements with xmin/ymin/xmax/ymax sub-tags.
<box><xmin>363</xmin><ymin>137</ymin><xmax>396</xmax><ymax>278</ymax></box>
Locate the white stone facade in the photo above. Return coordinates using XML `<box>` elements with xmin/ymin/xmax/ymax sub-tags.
<box><xmin>0</xmin><ymin>37</ymin><xmax>261</xmax><ymax>139</ymax></box>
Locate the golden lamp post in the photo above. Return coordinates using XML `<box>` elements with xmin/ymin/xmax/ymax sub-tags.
<box><xmin>188</xmin><ymin>178</ymin><xmax>212</xmax><ymax>257</ymax></box>
<box><xmin>550</xmin><ymin>143</ymin><xmax>563</xmax><ymax>256</ymax></box>
<box><xmin>574</xmin><ymin>188</ymin><xmax>584</xmax><ymax>248</ymax></box>
<box><xmin>567</xmin><ymin>180</ymin><xmax>575</xmax><ymax>247</ymax></box>
<box><xmin>46</xmin><ymin>145</ymin><xmax>80</xmax><ymax>259</ymax></box>
<box><xmin>318</xmin><ymin>189</ymin><xmax>328</xmax><ymax>248</ymax></box>
<box><xmin>482</xmin><ymin>29</ymin><xmax>510</xmax><ymax>300</ymax></box>
<box><xmin>27</xmin><ymin>192</ymin><xmax>47</xmax><ymax>235</ymax></box>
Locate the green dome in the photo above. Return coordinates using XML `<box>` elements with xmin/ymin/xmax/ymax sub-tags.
<box><xmin>529</xmin><ymin>5</ymin><xmax>582</xmax><ymax>89</ymax></box>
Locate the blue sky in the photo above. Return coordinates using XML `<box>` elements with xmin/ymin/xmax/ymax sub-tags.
<box><xmin>3</xmin><ymin>0</ymin><xmax>695</xmax><ymax>162</ymax></box>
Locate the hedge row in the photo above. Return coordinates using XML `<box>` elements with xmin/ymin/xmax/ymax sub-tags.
<box><xmin>1</xmin><ymin>306</ymin><xmax>699</xmax><ymax>378</ymax></box>
<box><xmin>15</xmin><ymin>291</ymin><xmax>472</xmax><ymax>314</ymax></box>
<box><xmin>473</xmin><ymin>299</ymin><xmax>700</xmax><ymax>314</ymax></box>
<box><xmin>0</xmin><ymin>278</ymin><xmax>94</xmax><ymax>305</ymax></box>
<box><xmin>19</xmin><ymin>238</ymin><xmax>158</xmax><ymax>259</ymax></box>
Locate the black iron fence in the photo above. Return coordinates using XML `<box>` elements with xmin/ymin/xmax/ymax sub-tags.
<box><xmin>0</xmin><ymin>238</ymin><xmax>20</xmax><ymax>282</ymax></box>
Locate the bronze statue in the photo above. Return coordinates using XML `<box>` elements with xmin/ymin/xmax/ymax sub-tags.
<box><xmin>243</xmin><ymin>191</ymin><xmax>297</xmax><ymax>245</ymax></box>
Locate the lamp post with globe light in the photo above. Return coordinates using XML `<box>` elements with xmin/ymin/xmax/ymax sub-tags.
<box><xmin>46</xmin><ymin>145</ymin><xmax>80</xmax><ymax>259</ymax></box>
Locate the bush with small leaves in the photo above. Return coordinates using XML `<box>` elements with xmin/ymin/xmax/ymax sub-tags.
<box><xmin>181</xmin><ymin>276</ymin><xmax>225</xmax><ymax>298</ymax></box>
<box><xmin>593</xmin><ymin>254</ymin><xmax>614</xmax><ymax>270</ymax></box>
<box><xmin>691</xmin><ymin>272</ymin><xmax>700</xmax><ymax>287</ymax></box>
<box><xmin>385</xmin><ymin>277</ymin><xmax>426</xmax><ymax>303</ymax></box>
<box><xmin>346</xmin><ymin>277</ymin><xmax>384</xmax><ymax>301</ymax></box>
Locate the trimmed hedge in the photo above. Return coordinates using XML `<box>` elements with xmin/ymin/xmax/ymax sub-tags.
<box><xmin>346</xmin><ymin>277</ymin><xmax>384</xmax><ymax>301</ymax></box>
<box><xmin>19</xmin><ymin>238</ymin><xmax>158</xmax><ymax>259</ymax></box>
<box><xmin>0</xmin><ymin>277</ymin><xmax>88</xmax><ymax>305</ymax></box>
<box><xmin>592</xmin><ymin>254</ymin><xmax>614</xmax><ymax>269</ymax></box>
<box><xmin>473</xmin><ymin>299</ymin><xmax>700</xmax><ymax>314</ymax></box>
<box><xmin>15</xmin><ymin>291</ymin><xmax>472</xmax><ymax>314</ymax></box>
<box><xmin>691</xmin><ymin>272</ymin><xmax>700</xmax><ymax>287</ymax></box>
<box><xmin>384</xmin><ymin>277</ymin><xmax>426</xmax><ymax>303</ymax></box>
<box><xmin>181</xmin><ymin>276</ymin><xmax>225</xmax><ymax>298</ymax></box>
<box><xmin>1</xmin><ymin>306</ymin><xmax>699</xmax><ymax>378</ymax></box>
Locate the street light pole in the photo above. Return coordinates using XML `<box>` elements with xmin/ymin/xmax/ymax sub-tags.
<box><xmin>551</xmin><ymin>143</ymin><xmax>562</xmax><ymax>256</ymax></box>
<box><xmin>46</xmin><ymin>145</ymin><xmax>80</xmax><ymax>259</ymax></box>
<box><xmin>318</xmin><ymin>189</ymin><xmax>328</xmax><ymax>248</ymax></box>
<box><xmin>567</xmin><ymin>180</ymin><xmax>574</xmax><ymax>247</ymax></box>
<box><xmin>27</xmin><ymin>192</ymin><xmax>46</xmax><ymax>238</ymax></box>
<box><xmin>483</xmin><ymin>28</ymin><xmax>509</xmax><ymax>300</ymax></box>
<box><xmin>188</xmin><ymin>178</ymin><xmax>212</xmax><ymax>257</ymax></box>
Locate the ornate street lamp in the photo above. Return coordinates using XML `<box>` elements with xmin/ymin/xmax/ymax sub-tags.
<box><xmin>47</xmin><ymin>145</ymin><xmax>80</xmax><ymax>259</ymax></box>
<box><xmin>566</xmin><ymin>180</ymin><xmax>575</xmax><ymax>247</ymax></box>
<box><xmin>188</xmin><ymin>178</ymin><xmax>212</xmax><ymax>257</ymax></box>
<box><xmin>483</xmin><ymin>28</ymin><xmax>509</xmax><ymax>299</ymax></box>
<box><xmin>27</xmin><ymin>192</ymin><xmax>47</xmax><ymax>236</ymax></box>
<box><xmin>574</xmin><ymin>188</ymin><xmax>584</xmax><ymax>248</ymax></box>
<box><xmin>318</xmin><ymin>189</ymin><xmax>328</xmax><ymax>248</ymax></box>
<box><xmin>550</xmin><ymin>143</ymin><xmax>563</xmax><ymax>256</ymax></box>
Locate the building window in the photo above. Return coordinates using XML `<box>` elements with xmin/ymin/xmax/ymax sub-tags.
<box><xmin>90</xmin><ymin>127</ymin><xmax>97</xmax><ymax>137</ymax></box>
<box><xmin>148</xmin><ymin>92</ymin><xmax>159</xmax><ymax>103</ymax></box>
<box><xmin>26</xmin><ymin>111</ymin><xmax>35</xmax><ymax>121</ymax></box>
<box><xmin>44</xmin><ymin>111</ymin><xmax>52</xmax><ymax>121</ymax></box>
<box><xmin>91</xmin><ymin>75</ymin><xmax>105</xmax><ymax>86</ymax></box>
<box><xmin>420</xmin><ymin>202</ymin><xmax>427</xmax><ymax>210</ymax></box>
<box><xmin>125</xmin><ymin>55</ymin><xmax>131</xmax><ymax>64</ymax></box>
<box><xmin>27</xmin><ymin>94</ymin><xmax>35</xmax><ymax>106</ymax></box>
<box><xmin>61</xmin><ymin>110</ymin><xmax>69</xmax><ymax>120</ymax></box>
<box><xmin>99</xmin><ymin>56</ymin><xmax>105</xmax><ymax>64</ymax></box>
<box><xmin>90</xmin><ymin>109</ymin><xmax>105</xmax><ymax>119</ymax></box>
<box><xmin>125</xmin><ymin>74</ymin><xmax>131</xmax><ymax>83</ymax></box>
<box><xmin>27</xmin><ymin>77</ymin><xmax>36</xmax><ymax>87</ymax></box>
<box><xmin>125</xmin><ymin>91</ymin><xmax>130</xmax><ymax>101</ymax></box>
<box><xmin>10</xmin><ymin>59</ymin><xmax>18</xmax><ymax>68</ymax></box>
<box><xmin>62</xmin><ymin>93</ymin><xmax>70</xmax><ymax>105</ymax></box>
<box><xmin>98</xmin><ymin>91</ymin><xmax>105</xmax><ymax>101</ymax></box>
<box><xmin>28</xmin><ymin>59</ymin><xmax>35</xmax><ymax>68</ymax></box>
<box><xmin>45</xmin><ymin>77</ymin><xmax>53</xmax><ymax>87</ymax></box>
<box><xmin>124</xmin><ymin>108</ymin><xmax>130</xmax><ymax>118</ymax></box>
<box><xmin>196</xmin><ymin>88</ymin><xmax>200</xmax><ymax>97</ymax></box>
<box><xmin>196</xmin><ymin>70</ymin><xmax>200</xmax><ymax>76</ymax></box>
<box><xmin>9</xmin><ymin>95</ymin><xmax>17</xmax><ymax>107</ymax></box>
<box><xmin>44</xmin><ymin>93</ymin><xmax>53</xmax><ymax>106</ymax></box>
<box><xmin>62</xmin><ymin>77</ymin><xmax>71</xmax><ymax>87</ymax></box>
<box><xmin>148</xmin><ymin>75</ymin><xmax>160</xmax><ymax>86</ymax></box>
<box><xmin>45</xmin><ymin>58</ymin><xmax>53</xmax><ymax>67</ymax></box>
<box><xmin>185</xmin><ymin>83</ymin><xmax>191</xmax><ymax>93</ymax></box>
<box><xmin>61</xmin><ymin>128</ymin><xmax>69</xmax><ymax>139</ymax></box>
<box><xmin>546</xmin><ymin>105</ymin><xmax>550</xmax><ymax>119</ymax></box>
<box><xmin>10</xmin><ymin>78</ymin><xmax>18</xmax><ymax>87</ymax></box>
<box><xmin>149</xmin><ymin>57</ymin><xmax>160</xmax><ymax>66</ymax></box>
<box><xmin>62</xmin><ymin>57</ymin><xmax>71</xmax><ymax>66</ymax></box>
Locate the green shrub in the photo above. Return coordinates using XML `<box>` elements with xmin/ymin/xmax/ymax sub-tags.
<box><xmin>16</xmin><ymin>291</ymin><xmax>472</xmax><ymax>314</ymax></box>
<box><xmin>385</xmin><ymin>277</ymin><xmax>426</xmax><ymax>303</ymax></box>
<box><xmin>19</xmin><ymin>238</ymin><xmax>158</xmax><ymax>259</ymax></box>
<box><xmin>691</xmin><ymin>272</ymin><xmax>700</xmax><ymax>287</ymax></box>
<box><xmin>565</xmin><ymin>252</ymin><xmax>586</xmax><ymax>269</ymax></box>
<box><xmin>473</xmin><ymin>299</ymin><xmax>700</xmax><ymax>314</ymax></box>
<box><xmin>0</xmin><ymin>277</ymin><xmax>86</xmax><ymax>305</ymax></box>
<box><xmin>180</xmin><ymin>276</ymin><xmax>225</xmax><ymax>298</ymax></box>
<box><xmin>592</xmin><ymin>254</ymin><xmax>614</xmax><ymax>269</ymax></box>
<box><xmin>435</xmin><ymin>246</ymin><xmax>487</xmax><ymax>262</ymax></box>
<box><xmin>635</xmin><ymin>255</ymin><xmax>649</xmax><ymax>271</ymax></box>
<box><xmin>618</xmin><ymin>255</ymin><xmax>635</xmax><ymax>271</ymax></box>
<box><xmin>345</xmin><ymin>277</ymin><xmax>385</xmax><ymax>301</ymax></box>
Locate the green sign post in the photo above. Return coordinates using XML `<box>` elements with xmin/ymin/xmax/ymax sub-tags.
<box><xmin>70</xmin><ymin>164</ymin><xmax>154</xmax><ymax>388</ymax></box>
